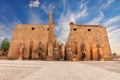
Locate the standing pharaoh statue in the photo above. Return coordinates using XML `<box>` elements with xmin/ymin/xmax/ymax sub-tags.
<box><xmin>96</xmin><ymin>44</ymin><xmax>102</xmax><ymax>60</ymax></box>
<box><xmin>53</xmin><ymin>40</ymin><xmax>59</xmax><ymax>60</ymax></box>
<box><xmin>38</xmin><ymin>42</ymin><xmax>42</xmax><ymax>59</ymax></box>
<box><xmin>66</xmin><ymin>42</ymin><xmax>72</xmax><ymax>60</ymax></box>
<box><xmin>18</xmin><ymin>41</ymin><xmax>25</xmax><ymax>60</ymax></box>
<box><xmin>99</xmin><ymin>45</ymin><xmax>104</xmax><ymax>61</ymax></box>
<box><xmin>81</xmin><ymin>44</ymin><xmax>86</xmax><ymax>61</ymax></box>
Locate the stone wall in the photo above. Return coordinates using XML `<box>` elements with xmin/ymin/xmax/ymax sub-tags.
<box><xmin>66</xmin><ymin>22</ymin><xmax>112</xmax><ymax>61</ymax></box>
<box><xmin>8</xmin><ymin>24</ymin><xmax>57</xmax><ymax>59</ymax></box>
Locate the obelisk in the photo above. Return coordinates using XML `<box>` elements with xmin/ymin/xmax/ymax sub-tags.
<box><xmin>46</xmin><ymin>10</ymin><xmax>54</xmax><ymax>60</ymax></box>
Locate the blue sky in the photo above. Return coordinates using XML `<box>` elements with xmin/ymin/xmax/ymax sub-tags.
<box><xmin>0</xmin><ymin>0</ymin><xmax>120</xmax><ymax>54</ymax></box>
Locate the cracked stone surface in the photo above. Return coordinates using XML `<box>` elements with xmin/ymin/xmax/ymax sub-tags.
<box><xmin>0</xmin><ymin>60</ymin><xmax>120</xmax><ymax>80</ymax></box>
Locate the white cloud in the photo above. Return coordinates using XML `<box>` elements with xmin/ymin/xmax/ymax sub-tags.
<box><xmin>27</xmin><ymin>10</ymin><xmax>43</xmax><ymax>24</ymax></box>
<box><xmin>80</xmin><ymin>2</ymin><xmax>84</xmax><ymax>9</ymax></box>
<box><xmin>0</xmin><ymin>36</ymin><xmax>5</xmax><ymax>44</ymax></box>
<box><xmin>106</xmin><ymin>25</ymin><xmax>118</xmax><ymax>32</ymax></box>
<box><xmin>0</xmin><ymin>3</ymin><xmax>21</xmax><ymax>43</ymax></box>
<box><xmin>86</xmin><ymin>11</ymin><xmax>120</xmax><ymax>55</ymax></box>
<box><xmin>41</xmin><ymin>2</ymin><xmax>56</xmax><ymax>14</ymax></box>
<box><xmin>61</xmin><ymin>0</ymin><xmax>67</xmax><ymax>9</ymax></box>
<box><xmin>87</xmin><ymin>10</ymin><xmax>104</xmax><ymax>25</ymax></box>
<box><xmin>105</xmin><ymin>22</ymin><xmax>120</xmax><ymax>55</ymax></box>
<box><xmin>100</xmin><ymin>0</ymin><xmax>114</xmax><ymax>10</ymax></box>
<box><xmin>56</xmin><ymin>0</ymin><xmax>88</xmax><ymax>42</ymax></box>
<box><xmin>0</xmin><ymin>37</ymin><xmax>5</xmax><ymax>44</ymax></box>
<box><xmin>55</xmin><ymin>0</ymin><xmax>119</xmax><ymax>55</ymax></box>
<box><xmin>102</xmin><ymin>15</ymin><xmax>120</xmax><ymax>26</ymax></box>
<box><xmin>0</xmin><ymin>23</ymin><xmax>13</xmax><ymax>42</ymax></box>
<box><xmin>29</xmin><ymin>0</ymin><xmax>40</xmax><ymax>8</ymax></box>
<box><xmin>75</xmin><ymin>5</ymin><xmax>88</xmax><ymax>20</ymax></box>
<box><xmin>0</xmin><ymin>37</ymin><xmax>5</xmax><ymax>41</ymax></box>
<box><xmin>108</xmin><ymin>0</ymin><xmax>114</xmax><ymax>4</ymax></box>
<box><xmin>108</xmin><ymin>28</ymin><xmax>120</xmax><ymax>38</ymax></box>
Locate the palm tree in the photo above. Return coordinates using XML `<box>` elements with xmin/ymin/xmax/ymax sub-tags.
<box><xmin>0</xmin><ymin>38</ymin><xmax>10</xmax><ymax>56</ymax></box>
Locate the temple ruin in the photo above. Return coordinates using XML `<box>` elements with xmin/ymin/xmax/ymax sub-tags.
<box><xmin>8</xmin><ymin>10</ymin><xmax>58</xmax><ymax>60</ymax></box>
<box><xmin>7</xmin><ymin>11</ymin><xmax>112</xmax><ymax>61</ymax></box>
<box><xmin>65</xmin><ymin>22</ymin><xmax>112</xmax><ymax>61</ymax></box>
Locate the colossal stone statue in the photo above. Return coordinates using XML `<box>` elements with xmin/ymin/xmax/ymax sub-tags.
<box><xmin>53</xmin><ymin>40</ymin><xmax>59</xmax><ymax>60</ymax></box>
<box><xmin>18</xmin><ymin>41</ymin><xmax>25</xmax><ymax>60</ymax></box>
<box><xmin>66</xmin><ymin>42</ymin><xmax>72</xmax><ymax>60</ymax></box>
<box><xmin>99</xmin><ymin>45</ymin><xmax>105</xmax><ymax>61</ymax></box>
<box><xmin>96</xmin><ymin>44</ymin><xmax>101</xmax><ymax>60</ymax></box>
<box><xmin>81</xmin><ymin>44</ymin><xmax>86</xmax><ymax>61</ymax></box>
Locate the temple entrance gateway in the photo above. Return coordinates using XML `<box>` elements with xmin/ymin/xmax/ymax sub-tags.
<box><xmin>7</xmin><ymin>11</ymin><xmax>112</xmax><ymax>61</ymax></box>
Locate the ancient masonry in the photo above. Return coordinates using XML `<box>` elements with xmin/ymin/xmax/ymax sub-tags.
<box><xmin>66</xmin><ymin>22</ymin><xmax>112</xmax><ymax>61</ymax></box>
<box><xmin>8</xmin><ymin>11</ymin><xmax>112</xmax><ymax>61</ymax></box>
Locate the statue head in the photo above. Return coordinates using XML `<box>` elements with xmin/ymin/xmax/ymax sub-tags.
<box><xmin>20</xmin><ymin>41</ymin><xmax>24</xmax><ymax>45</ymax></box>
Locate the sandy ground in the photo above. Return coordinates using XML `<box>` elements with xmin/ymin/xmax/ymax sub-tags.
<box><xmin>0</xmin><ymin>60</ymin><xmax>120</xmax><ymax>80</ymax></box>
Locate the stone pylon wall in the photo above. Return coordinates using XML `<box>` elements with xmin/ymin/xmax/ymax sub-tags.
<box><xmin>66</xmin><ymin>22</ymin><xmax>112</xmax><ymax>61</ymax></box>
<box><xmin>8</xmin><ymin>24</ymin><xmax>57</xmax><ymax>59</ymax></box>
